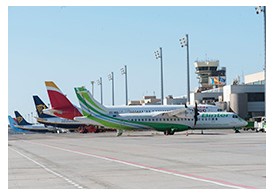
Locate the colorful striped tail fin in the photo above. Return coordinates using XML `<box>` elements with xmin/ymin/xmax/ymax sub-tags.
<box><xmin>45</xmin><ymin>81</ymin><xmax>82</xmax><ymax>120</ymax></box>
<box><xmin>74</xmin><ymin>86</ymin><xmax>109</xmax><ymax>115</ymax></box>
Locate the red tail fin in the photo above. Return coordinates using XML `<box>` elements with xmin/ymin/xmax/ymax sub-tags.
<box><xmin>45</xmin><ymin>81</ymin><xmax>82</xmax><ymax>120</ymax></box>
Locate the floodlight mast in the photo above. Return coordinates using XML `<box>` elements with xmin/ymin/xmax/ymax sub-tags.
<box><xmin>179</xmin><ymin>34</ymin><xmax>190</xmax><ymax>104</ymax></box>
<box><xmin>90</xmin><ymin>81</ymin><xmax>95</xmax><ymax>97</ymax></box>
<box><xmin>255</xmin><ymin>6</ymin><xmax>266</xmax><ymax>115</ymax></box>
<box><xmin>108</xmin><ymin>72</ymin><xmax>115</xmax><ymax>106</ymax></box>
<box><xmin>154</xmin><ymin>47</ymin><xmax>164</xmax><ymax>105</ymax></box>
<box><xmin>97</xmin><ymin>77</ymin><xmax>103</xmax><ymax>104</ymax></box>
<box><xmin>121</xmin><ymin>65</ymin><xmax>128</xmax><ymax>105</ymax></box>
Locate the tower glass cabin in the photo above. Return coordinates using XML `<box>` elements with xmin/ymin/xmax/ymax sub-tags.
<box><xmin>194</xmin><ymin>60</ymin><xmax>226</xmax><ymax>92</ymax></box>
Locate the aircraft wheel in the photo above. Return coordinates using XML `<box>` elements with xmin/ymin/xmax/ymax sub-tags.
<box><xmin>116</xmin><ymin>129</ymin><xmax>123</xmax><ymax>136</ymax></box>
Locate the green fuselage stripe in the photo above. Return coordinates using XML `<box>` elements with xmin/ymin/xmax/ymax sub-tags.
<box><xmin>82</xmin><ymin>111</ymin><xmax>136</xmax><ymax>130</ymax></box>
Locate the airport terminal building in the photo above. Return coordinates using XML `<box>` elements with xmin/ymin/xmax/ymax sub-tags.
<box><xmin>189</xmin><ymin>71</ymin><xmax>265</xmax><ymax>119</ymax></box>
<box><xmin>127</xmin><ymin>57</ymin><xmax>265</xmax><ymax>119</ymax></box>
<box><xmin>223</xmin><ymin>84</ymin><xmax>265</xmax><ymax>119</ymax></box>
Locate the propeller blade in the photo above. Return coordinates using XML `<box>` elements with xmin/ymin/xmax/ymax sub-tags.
<box><xmin>194</xmin><ymin>102</ymin><xmax>198</xmax><ymax>126</ymax></box>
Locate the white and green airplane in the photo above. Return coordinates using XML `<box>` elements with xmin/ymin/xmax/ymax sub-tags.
<box><xmin>74</xmin><ymin>87</ymin><xmax>247</xmax><ymax>136</ymax></box>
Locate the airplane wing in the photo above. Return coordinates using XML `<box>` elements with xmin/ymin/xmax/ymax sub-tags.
<box><xmin>152</xmin><ymin>107</ymin><xmax>193</xmax><ymax>118</ymax></box>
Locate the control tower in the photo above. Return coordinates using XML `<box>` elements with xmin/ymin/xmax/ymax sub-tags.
<box><xmin>194</xmin><ymin>60</ymin><xmax>226</xmax><ymax>92</ymax></box>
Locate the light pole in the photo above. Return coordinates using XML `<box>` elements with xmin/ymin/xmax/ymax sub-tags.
<box><xmin>255</xmin><ymin>6</ymin><xmax>266</xmax><ymax>73</ymax></box>
<box><xmin>121</xmin><ymin>65</ymin><xmax>128</xmax><ymax>105</ymax></box>
<box><xmin>90</xmin><ymin>81</ymin><xmax>95</xmax><ymax>97</ymax></box>
<box><xmin>154</xmin><ymin>47</ymin><xmax>164</xmax><ymax>105</ymax></box>
<box><xmin>179</xmin><ymin>34</ymin><xmax>190</xmax><ymax>104</ymax></box>
<box><xmin>108</xmin><ymin>72</ymin><xmax>115</xmax><ymax>106</ymax></box>
<box><xmin>97</xmin><ymin>77</ymin><xmax>103</xmax><ymax>104</ymax></box>
<box><xmin>255</xmin><ymin>6</ymin><xmax>266</xmax><ymax>114</ymax></box>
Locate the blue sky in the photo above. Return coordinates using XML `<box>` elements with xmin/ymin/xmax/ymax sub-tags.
<box><xmin>8</xmin><ymin>6</ymin><xmax>265</xmax><ymax>118</ymax></box>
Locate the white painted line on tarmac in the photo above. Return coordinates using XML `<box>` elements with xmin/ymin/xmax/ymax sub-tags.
<box><xmin>24</xmin><ymin>140</ymin><xmax>257</xmax><ymax>189</ymax></box>
<box><xmin>9</xmin><ymin>147</ymin><xmax>84</xmax><ymax>189</ymax></box>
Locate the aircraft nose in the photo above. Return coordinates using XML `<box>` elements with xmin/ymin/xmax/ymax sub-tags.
<box><xmin>243</xmin><ymin>120</ymin><xmax>248</xmax><ymax>126</ymax></box>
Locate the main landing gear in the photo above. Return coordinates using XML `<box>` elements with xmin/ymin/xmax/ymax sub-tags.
<box><xmin>164</xmin><ymin>129</ymin><xmax>175</xmax><ymax>135</ymax></box>
<box><xmin>116</xmin><ymin>129</ymin><xmax>123</xmax><ymax>136</ymax></box>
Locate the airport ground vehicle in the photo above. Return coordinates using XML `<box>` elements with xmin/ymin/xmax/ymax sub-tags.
<box><xmin>243</xmin><ymin>120</ymin><xmax>256</xmax><ymax>131</ymax></box>
<box><xmin>254</xmin><ymin>116</ymin><xmax>266</xmax><ymax>132</ymax></box>
<box><xmin>243</xmin><ymin>116</ymin><xmax>266</xmax><ymax>132</ymax></box>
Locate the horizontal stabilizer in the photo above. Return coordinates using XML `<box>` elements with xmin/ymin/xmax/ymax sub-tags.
<box><xmin>74</xmin><ymin>116</ymin><xmax>103</xmax><ymax>126</ymax></box>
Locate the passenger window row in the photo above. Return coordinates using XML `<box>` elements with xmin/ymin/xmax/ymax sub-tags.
<box><xmin>128</xmin><ymin>118</ymin><xmax>194</xmax><ymax>122</ymax></box>
<box><xmin>113</xmin><ymin>110</ymin><xmax>171</xmax><ymax>113</ymax></box>
<box><xmin>198</xmin><ymin>118</ymin><xmax>218</xmax><ymax>121</ymax></box>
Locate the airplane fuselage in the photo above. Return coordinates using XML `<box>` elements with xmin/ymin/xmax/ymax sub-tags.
<box><xmin>106</xmin><ymin>104</ymin><xmax>221</xmax><ymax>115</ymax></box>
<box><xmin>76</xmin><ymin>110</ymin><xmax>247</xmax><ymax>135</ymax></box>
<box><xmin>36</xmin><ymin>117</ymin><xmax>86</xmax><ymax>130</ymax></box>
<box><xmin>14</xmin><ymin>124</ymin><xmax>49</xmax><ymax>133</ymax></box>
<box><xmin>116</xmin><ymin>111</ymin><xmax>247</xmax><ymax>130</ymax></box>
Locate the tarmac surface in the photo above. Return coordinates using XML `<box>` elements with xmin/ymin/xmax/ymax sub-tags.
<box><xmin>8</xmin><ymin>129</ymin><xmax>266</xmax><ymax>189</ymax></box>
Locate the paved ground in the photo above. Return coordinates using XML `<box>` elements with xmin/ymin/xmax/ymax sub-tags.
<box><xmin>8</xmin><ymin>129</ymin><xmax>266</xmax><ymax>189</ymax></box>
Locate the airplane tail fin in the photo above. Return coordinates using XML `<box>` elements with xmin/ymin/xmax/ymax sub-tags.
<box><xmin>45</xmin><ymin>81</ymin><xmax>82</xmax><ymax>120</ymax></box>
<box><xmin>14</xmin><ymin>111</ymin><xmax>32</xmax><ymax>126</ymax></box>
<box><xmin>8</xmin><ymin>115</ymin><xmax>17</xmax><ymax>126</ymax></box>
<box><xmin>8</xmin><ymin>115</ymin><xmax>26</xmax><ymax>133</ymax></box>
<box><xmin>74</xmin><ymin>86</ymin><xmax>109</xmax><ymax>116</ymax></box>
<box><xmin>33</xmin><ymin>95</ymin><xmax>55</xmax><ymax>118</ymax></box>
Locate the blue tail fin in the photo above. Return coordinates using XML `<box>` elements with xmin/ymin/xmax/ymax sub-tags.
<box><xmin>33</xmin><ymin>95</ymin><xmax>55</xmax><ymax>118</ymax></box>
<box><xmin>8</xmin><ymin>115</ymin><xmax>26</xmax><ymax>133</ymax></box>
<box><xmin>14</xmin><ymin>111</ymin><xmax>32</xmax><ymax>126</ymax></box>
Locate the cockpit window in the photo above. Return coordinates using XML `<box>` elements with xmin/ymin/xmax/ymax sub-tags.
<box><xmin>232</xmin><ymin>115</ymin><xmax>238</xmax><ymax>118</ymax></box>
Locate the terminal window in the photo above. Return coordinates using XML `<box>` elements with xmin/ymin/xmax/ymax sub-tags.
<box><xmin>247</xmin><ymin>92</ymin><xmax>265</xmax><ymax>102</ymax></box>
